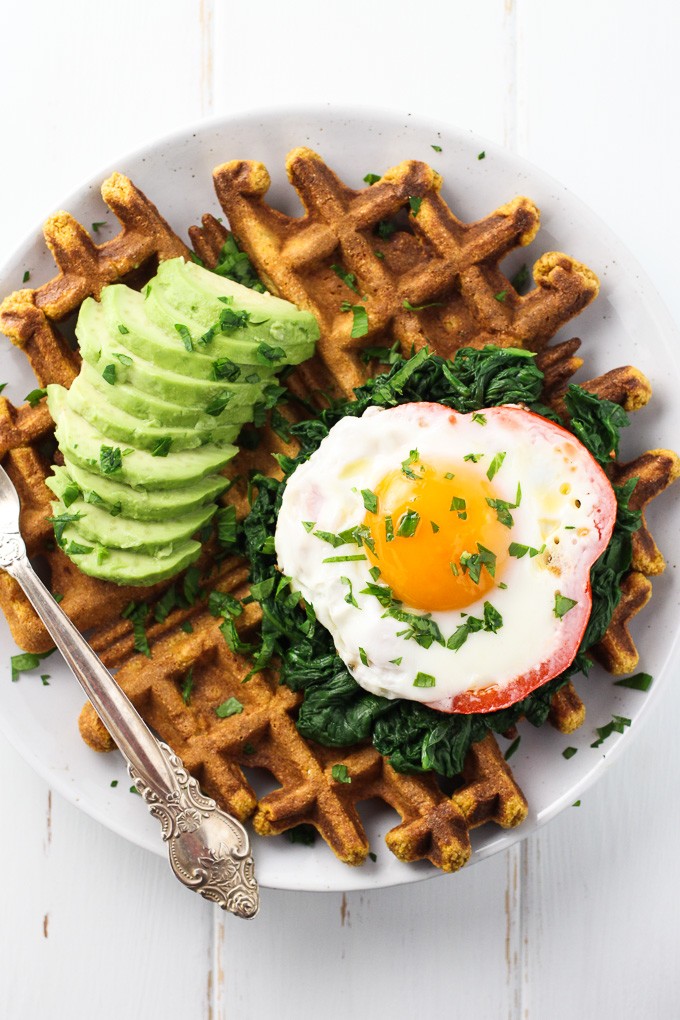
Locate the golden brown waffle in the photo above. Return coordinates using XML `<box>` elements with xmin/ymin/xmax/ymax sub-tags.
<box><xmin>194</xmin><ymin>147</ymin><xmax>599</xmax><ymax>401</ymax></box>
<box><xmin>1</xmin><ymin>154</ymin><xmax>677</xmax><ymax>872</ymax></box>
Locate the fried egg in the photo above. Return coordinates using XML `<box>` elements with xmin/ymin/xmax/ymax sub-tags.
<box><xmin>275</xmin><ymin>402</ymin><xmax>617</xmax><ymax>713</ymax></box>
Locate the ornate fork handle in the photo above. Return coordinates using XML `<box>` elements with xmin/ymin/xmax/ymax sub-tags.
<box><xmin>1</xmin><ymin>530</ymin><xmax>259</xmax><ymax>918</ymax></box>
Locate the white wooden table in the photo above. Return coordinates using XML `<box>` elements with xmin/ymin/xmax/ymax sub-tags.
<box><xmin>1</xmin><ymin>3</ymin><xmax>679</xmax><ymax>1017</ymax></box>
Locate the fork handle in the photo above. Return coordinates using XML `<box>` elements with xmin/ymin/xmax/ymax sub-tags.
<box><xmin>5</xmin><ymin>541</ymin><xmax>177</xmax><ymax>800</ymax></box>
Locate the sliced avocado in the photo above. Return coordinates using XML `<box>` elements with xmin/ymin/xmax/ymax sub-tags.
<box><xmin>145</xmin><ymin>258</ymin><xmax>318</xmax><ymax>365</ymax></box>
<box><xmin>78</xmin><ymin>361</ymin><xmax>255</xmax><ymax>430</ymax></box>
<box><xmin>77</xmin><ymin>298</ymin><xmax>273</xmax><ymax>409</ymax></box>
<box><xmin>48</xmin><ymin>385</ymin><xmax>236</xmax><ymax>490</ymax></box>
<box><xmin>56</xmin><ymin>520</ymin><xmax>201</xmax><ymax>585</ymax></box>
<box><xmin>66</xmin><ymin>374</ymin><xmax>242</xmax><ymax>452</ymax></box>
<box><xmin>55</xmin><ymin>461</ymin><xmax>229</xmax><ymax>521</ymax></box>
<box><xmin>100</xmin><ymin>286</ymin><xmax>281</xmax><ymax>376</ymax></box>
<box><xmin>48</xmin><ymin>489</ymin><xmax>216</xmax><ymax>554</ymax></box>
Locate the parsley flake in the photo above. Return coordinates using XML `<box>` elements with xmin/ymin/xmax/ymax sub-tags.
<box><xmin>363</xmin><ymin>173</ymin><xmax>381</xmax><ymax>185</ymax></box>
<box><xmin>100</xmin><ymin>446</ymin><xmax>122</xmax><ymax>474</ymax></box>
<box><xmin>614</xmin><ymin>672</ymin><xmax>653</xmax><ymax>692</ymax></box>
<box><xmin>151</xmin><ymin>436</ymin><xmax>172</xmax><ymax>457</ymax></box>
<box><xmin>408</xmin><ymin>196</ymin><xmax>422</xmax><ymax>217</ymax></box>
<box><xmin>554</xmin><ymin>593</ymin><xmax>578</xmax><ymax>619</ymax></box>
<box><xmin>215</xmin><ymin>697</ymin><xmax>244</xmax><ymax>719</ymax></box>
<box><xmin>396</xmin><ymin>509</ymin><xmax>420</xmax><ymax>538</ymax></box>
<box><xmin>25</xmin><ymin>388</ymin><xmax>47</xmax><ymax>407</ymax></box>
<box><xmin>340</xmin><ymin>302</ymin><xmax>369</xmax><ymax>338</ymax></box>
<box><xmin>413</xmin><ymin>672</ymin><xmax>436</xmax><ymax>688</ymax></box>
<box><xmin>361</xmin><ymin>489</ymin><xmax>378</xmax><ymax>513</ymax></box>
<box><xmin>330</xmin><ymin>263</ymin><xmax>360</xmax><ymax>294</ymax></box>
<box><xmin>486</xmin><ymin>452</ymin><xmax>506</xmax><ymax>480</ymax></box>
<box><xmin>332</xmin><ymin>764</ymin><xmax>351</xmax><ymax>783</ymax></box>
<box><xmin>174</xmin><ymin>323</ymin><xmax>193</xmax><ymax>351</ymax></box>
<box><xmin>504</xmin><ymin>736</ymin><xmax>521</xmax><ymax>760</ymax></box>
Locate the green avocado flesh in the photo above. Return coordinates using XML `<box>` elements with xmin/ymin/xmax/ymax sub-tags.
<box><xmin>47</xmin><ymin>256</ymin><xmax>318</xmax><ymax>584</ymax></box>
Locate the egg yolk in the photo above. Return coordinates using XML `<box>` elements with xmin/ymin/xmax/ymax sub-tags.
<box><xmin>364</xmin><ymin>461</ymin><xmax>509</xmax><ymax>611</ymax></box>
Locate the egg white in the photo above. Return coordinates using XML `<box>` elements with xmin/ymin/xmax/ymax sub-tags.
<box><xmin>275</xmin><ymin>402</ymin><xmax>612</xmax><ymax>708</ymax></box>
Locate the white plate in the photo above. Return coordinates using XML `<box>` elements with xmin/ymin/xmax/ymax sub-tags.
<box><xmin>1</xmin><ymin>106</ymin><xmax>679</xmax><ymax>893</ymax></box>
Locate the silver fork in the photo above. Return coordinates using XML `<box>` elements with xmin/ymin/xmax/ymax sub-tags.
<box><xmin>0</xmin><ymin>463</ymin><xmax>259</xmax><ymax>918</ymax></box>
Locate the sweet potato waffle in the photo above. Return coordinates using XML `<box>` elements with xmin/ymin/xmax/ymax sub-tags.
<box><xmin>1</xmin><ymin>152</ymin><xmax>678</xmax><ymax>872</ymax></box>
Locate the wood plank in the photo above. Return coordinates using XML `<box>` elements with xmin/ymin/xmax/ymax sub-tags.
<box><xmin>0</xmin><ymin>736</ymin><xmax>213</xmax><ymax>1016</ymax></box>
<box><xmin>517</xmin><ymin>2</ymin><xmax>680</xmax><ymax>1014</ymax></box>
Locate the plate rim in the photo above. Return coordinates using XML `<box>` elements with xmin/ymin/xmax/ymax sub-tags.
<box><xmin>1</xmin><ymin>103</ymin><xmax>679</xmax><ymax>893</ymax></box>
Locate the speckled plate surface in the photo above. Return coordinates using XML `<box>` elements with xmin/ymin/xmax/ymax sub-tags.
<box><xmin>0</xmin><ymin>106</ymin><xmax>678</xmax><ymax>892</ymax></box>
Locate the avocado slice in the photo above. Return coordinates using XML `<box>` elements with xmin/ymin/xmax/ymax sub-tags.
<box><xmin>100</xmin><ymin>285</ymin><xmax>281</xmax><ymax>376</ymax></box>
<box><xmin>47</xmin><ymin>488</ymin><xmax>216</xmax><ymax>554</ymax></box>
<box><xmin>77</xmin><ymin>298</ymin><xmax>273</xmax><ymax>410</ymax></box>
<box><xmin>78</xmin><ymin>361</ymin><xmax>254</xmax><ymax>430</ymax></box>
<box><xmin>66</xmin><ymin>374</ymin><xmax>242</xmax><ymax>452</ymax></box>
<box><xmin>56</xmin><ymin>519</ymin><xmax>201</xmax><ymax>585</ymax></box>
<box><xmin>145</xmin><ymin>258</ymin><xmax>318</xmax><ymax>365</ymax></box>
<box><xmin>55</xmin><ymin>461</ymin><xmax>229</xmax><ymax>521</ymax></box>
<box><xmin>48</xmin><ymin>385</ymin><xmax>236</xmax><ymax>490</ymax></box>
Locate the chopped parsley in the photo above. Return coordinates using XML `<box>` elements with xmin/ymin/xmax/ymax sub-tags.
<box><xmin>413</xmin><ymin>672</ymin><xmax>436</xmax><ymax>688</ymax></box>
<box><xmin>402</xmin><ymin>299</ymin><xmax>443</xmax><ymax>312</ymax></box>
<box><xmin>477</xmin><ymin>151</ymin><xmax>486</xmax><ymax>160</ymax></box>
<box><xmin>504</xmin><ymin>736</ymin><xmax>521</xmax><ymax>760</ymax></box>
<box><xmin>361</xmin><ymin>489</ymin><xmax>378</xmax><ymax>513</ymax></box>
<box><xmin>408</xmin><ymin>196</ymin><xmax>422</xmax><ymax>217</ymax></box>
<box><xmin>174</xmin><ymin>323</ymin><xmax>193</xmax><ymax>351</ymax></box>
<box><xmin>396</xmin><ymin>509</ymin><xmax>420</xmax><ymax>538</ymax></box>
<box><xmin>385</xmin><ymin>515</ymin><xmax>394</xmax><ymax>542</ymax></box>
<box><xmin>554</xmin><ymin>593</ymin><xmax>578</xmax><ymax>619</ymax></box>
<box><xmin>322</xmin><ymin>553</ymin><xmax>367</xmax><ymax>563</ymax></box>
<box><xmin>447</xmin><ymin>600</ymin><xmax>503</xmax><ymax>651</ymax></box>
<box><xmin>459</xmin><ymin>543</ymin><xmax>496</xmax><ymax>583</ymax></box>
<box><xmin>340</xmin><ymin>302</ymin><xmax>369</xmax><ymax>338</ymax></box>
<box><xmin>472</xmin><ymin>412</ymin><xmax>487</xmax><ymax>425</ymax></box>
<box><xmin>486</xmin><ymin>452</ymin><xmax>506</xmax><ymax>480</ymax></box>
<box><xmin>431</xmin><ymin>144</ymin><xmax>442</xmax><ymax>152</ymax></box>
<box><xmin>22</xmin><ymin>270</ymin><xmax>30</xmax><ymax>283</ymax></box>
<box><xmin>613</xmin><ymin>672</ymin><xmax>653</xmax><ymax>692</ymax></box>
<box><xmin>401</xmin><ymin>449</ymin><xmax>421</xmax><ymax>479</ymax></box>
<box><xmin>100</xmin><ymin>446</ymin><xmax>123</xmax><ymax>474</ymax></box>
<box><xmin>212</xmin><ymin>357</ymin><xmax>241</xmax><ymax>381</ymax></box>
<box><xmin>102</xmin><ymin>364</ymin><xmax>117</xmax><ymax>385</ymax></box>
<box><xmin>562</xmin><ymin>746</ymin><xmax>578</xmax><ymax>759</ymax></box>
<box><xmin>363</xmin><ymin>173</ymin><xmax>381</xmax><ymax>185</ymax></box>
<box><xmin>359</xmin><ymin>648</ymin><xmax>369</xmax><ymax>666</ymax></box>
<box><xmin>331</xmin><ymin>264</ymin><xmax>360</xmax><ymax>293</ymax></box>
<box><xmin>114</xmin><ymin>351</ymin><xmax>132</xmax><ymax>365</ymax></box>
<box><xmin>118</xmin><ymin>324</ymin><xmax>130</xmax><ymax>335</ymax></box>
<box><xmin>10</xmin><ymin>649</ymin><xmax>54</xmax><ymax>682</ymax></box>
<box><xmin>180</xmin><ymin>668</ymin><xmax>194</xmax><ymax>705</ymax></box>
<box><xmin>150</xmin><ymin>436</ymin><xmax>172</xmax><ymax>457</ymax></box>
<box><xmin>494</xmin><ymin>290</ymin><xmax>508</xmax><ymax>303</ymax></box>
<box><xmin>91</xmin><ymin>221</ymin><xmax>107</xmax><ymax>232</ymax></box>
<box><xmin>215</xmin><ymin>697</ymin><xmax>244</xmax><ymax>718</ymax></box>
<box><xmin>450</xmin><ymin>496</ymin><xmax>467</xmax><ymax>519</ymax></box>
<box><xmin>508</xmin><ymin>542</ymin><xmax>545</xmax><ymax>559</ymax></box>
<box><xmin>121</xmin><ymin>601</ymin><xmax>151</xmax><ymax>657</ymax></box>
<box><xmin>591</xmin><ymin>715</ymin><xmax>631</xmax><ymax>748</ymax></box>
<box><xmin>25</xmin><ymin>388</ymin><xmax>47</xmax><ymax>407</ymax></box>
<box><xmin>340</xmin><ymin>576</ymin><xmax>358</xmax><ymax>609</ymax></box>
<box><xmin>331</xmin><ymin>764</ymin><xmax>351</xmax><ymax>783</ymax></box>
